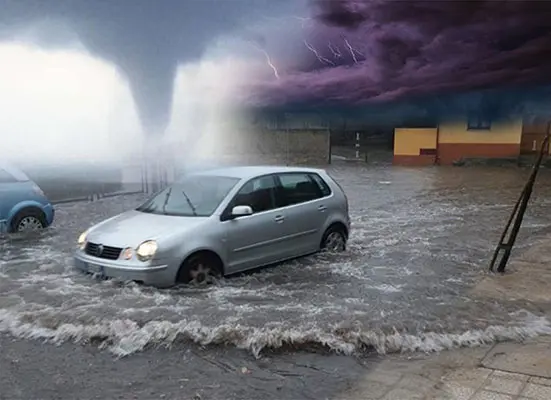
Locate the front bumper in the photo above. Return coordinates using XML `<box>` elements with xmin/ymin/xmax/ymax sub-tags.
<box><xmin>74</xmin><ymin>251</ymin><xmax>175</xmax><ymax>288</ymax></box>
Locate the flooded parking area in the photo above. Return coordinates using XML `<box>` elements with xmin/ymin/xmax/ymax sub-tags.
<box><xmin>2</xmin><ymin>164</ymin><xmax>551</xmax><ymax>358</ymax></box>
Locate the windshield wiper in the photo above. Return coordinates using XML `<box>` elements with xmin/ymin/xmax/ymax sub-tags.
<box><xmin>162</xmin><ymin>187</ymin><xmax>173</xmax><ymax>215</ymax></box>
<box><xmin>181</xmin><ymin>189</ymin><xmax>198</xmax><ymax>216</ymax></box>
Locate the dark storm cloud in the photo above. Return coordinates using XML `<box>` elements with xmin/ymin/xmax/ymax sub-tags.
<box><xmin>6</xmin><ymin>0</ymin><xmax>551</xmax><ymax>126</ymax></box>
<box><xmin>248</xmin><ymin>0</ymin><xmax>551</xmax><ymax>115</ymax></box>
<box><xmin>0</xmin><ymin>0</ymin><xmax>300</xmax><ymax>134</ymax></box>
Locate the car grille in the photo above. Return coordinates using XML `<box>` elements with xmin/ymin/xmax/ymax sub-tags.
<box><xmin>84</xmin><ymin>242</ymin><xmax>122</xmax><ymax>260</ymax></box>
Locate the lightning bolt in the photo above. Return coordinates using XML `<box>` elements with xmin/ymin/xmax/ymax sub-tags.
<box><xmin>343</xmin><ymin>38</ymin><xmax>364</xmax><ymax>64</ymax></box>
<box><xmin>328</xmin><ymin>42</ymin><xmax>342</xmax><ymax>59</ymax></box>
<box><xmin>250</xmin><ymin>15</ymin><xmax>366</xmax><ymax>74</ymax></box>
<box><xmin>304</xmin><ymin>40</ymin><xmax>335</xmax><ymax>66</ymax></box>
<box><xmin>250</xmin><ymin>42</ymin><xmax>280</xmax><ymax>80</ymax></box>
<box><xmin>264</xmin><ymin>15</ymin><xmax>363</xmax><ymax>67</ymax></box>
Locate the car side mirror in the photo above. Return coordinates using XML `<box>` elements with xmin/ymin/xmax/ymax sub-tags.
<box><xmin>231</xmin><ymin>205</ymin><xmax>253</xmax><ymax>219</ymax></box>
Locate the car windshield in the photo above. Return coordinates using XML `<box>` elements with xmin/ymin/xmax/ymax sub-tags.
<box><xmin>136</xmin><ymin>174</ymin><xmax>240</xmax><ymax>217</ymax></box>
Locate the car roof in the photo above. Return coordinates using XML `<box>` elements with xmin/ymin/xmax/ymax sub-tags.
<box><xmin>189</xmin><ymin>165</ymin><xmax>327</xmax><ymax>180</ymax></box>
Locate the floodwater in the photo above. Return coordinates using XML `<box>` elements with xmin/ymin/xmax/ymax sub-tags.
<box><xmin>2</xmin><ymin>164</ymin><xmax>551</xmax><ymax>358</ymax></box>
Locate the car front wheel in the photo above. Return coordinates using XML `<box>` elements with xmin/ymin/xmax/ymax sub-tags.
<box><xmin>11</xmin><ymin>209</ymin><xmax>46</xmax><ymax>233</ymax></box>
<box><xmin>321</xmin><ymin>226</ymin><xmax>347</xmax><ymax>252</ymax></box>
<box><xmin>177</xmin><ymin>252</ymin><xmax>222</xmax><ymax>285</ymax></box>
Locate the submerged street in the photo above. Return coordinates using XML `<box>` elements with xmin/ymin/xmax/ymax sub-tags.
<box><xmin>2</xmin><ymin>163</ymin><xmax>551</xmax><ymax>399</ymax></box>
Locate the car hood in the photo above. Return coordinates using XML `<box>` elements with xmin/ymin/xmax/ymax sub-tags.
<box><xmin>87</xmin><ymin>210</ymin><xmax>209</xmax><ymax>248</ymax></box>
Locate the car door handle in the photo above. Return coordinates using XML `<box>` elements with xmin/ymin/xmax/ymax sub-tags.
<box><xmin>318</xmin><ymin>205</ymin><xmax>327</xmax><ymax>212</ymax></box>
<box><xmin>274</xmin><ymin>215</ymin><xmax>285</xmax><ymax>223</ymax></box>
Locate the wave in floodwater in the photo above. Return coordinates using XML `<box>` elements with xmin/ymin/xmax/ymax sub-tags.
<box><xmin>3</xmin><ymin>166</ymin><xmax>551</xmax><ymax>358</ymax></box>
<box><xmin>0</xmin><ymin>307</ymin><xmax>550</xmax><ymax>358</ymax></box>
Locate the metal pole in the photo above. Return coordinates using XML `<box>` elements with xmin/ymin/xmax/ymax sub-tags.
<box><xmin>489</xmin><ymin>122</ymin><xmax>551</xmax><ymax>273</ymax></box>
<box><xmin>355</xmin><ymin>132</ymin><xmax>360</xmax><ymax>159</ymax></box>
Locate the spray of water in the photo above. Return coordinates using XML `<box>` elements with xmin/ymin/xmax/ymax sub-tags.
<box><xmin>162</xmin><ymin>57</ymin><xmax>258</xmax><ymax>166</ymax></box>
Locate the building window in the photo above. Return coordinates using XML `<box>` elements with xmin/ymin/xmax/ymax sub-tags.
<box><xmin>467</xmin><ymin>114</ymin><xmax>492</xmax><ymax>130</ymax></box>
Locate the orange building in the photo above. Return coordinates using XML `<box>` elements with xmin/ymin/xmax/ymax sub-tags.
<box><xmin>393</xmin><ymin>116</ymin><xmax>549</xmax><ymax>166</ymax></box>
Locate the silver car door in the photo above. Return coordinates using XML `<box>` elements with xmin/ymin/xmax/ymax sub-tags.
<box><xmin>222</xmin><ymin>174</ymin><xmax>288</xmax><ymax>273</ymax></box>
<box><xmin>274</xmin><ymin>172</ymin><xmax>329</xmax><ymax>256</ymax></box>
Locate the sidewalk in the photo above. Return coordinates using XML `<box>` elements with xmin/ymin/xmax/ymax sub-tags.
<box><xmin>337</xmin><ymin>337</ymin><xmax>551</xmax><ymax>400</ymax></box>
<box><xmin>337</xmin><ymin>236</ymin><xmax>551</xmax><ymax>400</ymax></box>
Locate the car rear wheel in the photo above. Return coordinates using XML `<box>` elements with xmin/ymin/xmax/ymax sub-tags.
<box><xmin>321</xmin><ymin>225</ymin><xmax>347</xmax><ymax>252</ymax></box>
<box><xmin>177</xmin><ymin>252</ymin><xmax>222</xmax><ymax>285</ymax></box>
<box><xmin>11</xmin><ymin>209</ymin><xmax>46</xmax><ymax>233</ymax></box>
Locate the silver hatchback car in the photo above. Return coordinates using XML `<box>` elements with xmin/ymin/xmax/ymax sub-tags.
<box><xmin>74</xmin><ymin>166</ymin><xmax>350</xmax><ymax>287</ymax></box>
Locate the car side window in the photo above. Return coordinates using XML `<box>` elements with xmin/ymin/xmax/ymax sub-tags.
<box><xmin>276</xmin><ymin>173</ymin><xmax>324</xmax><ymax>207</ymax></box>
<box><xmin>0</xmin><ymin>168</ymin><xmax>16</xmax><ymax>183</ymax></box>
<box><xmin>309</xmin><ymin>173</ymin><xmax>332</xmax><ymax>197</ymax></box>
<box><xmin>232</xmin><ymin>175</ymin><xmax>277</xmax><ymax>214</ymax></box>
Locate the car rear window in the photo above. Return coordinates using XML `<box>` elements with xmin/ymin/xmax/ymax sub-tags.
<box><xmin>309</xmin><ymin>173</ymin><xmax>332</xmax><ymax>197</ymax></box>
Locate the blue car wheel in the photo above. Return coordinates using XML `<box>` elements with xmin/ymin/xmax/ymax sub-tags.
<box><xmin>10</xmin><ymin>208</ymin><xmax>46</xmax><ymax>233</ymax></box>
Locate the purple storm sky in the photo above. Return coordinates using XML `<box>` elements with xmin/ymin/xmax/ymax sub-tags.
<box><xmin>1</xmin><ymin>0</ymin><xmax>551</xmax><ymax>127</ymax></box>
<box><xmin>246</xmin><ymin>0</ymin><xmax>551</xmax><ymax>109</ymax></box>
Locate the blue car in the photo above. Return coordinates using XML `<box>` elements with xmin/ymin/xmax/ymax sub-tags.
<box><xmin>0</xmin><ymin>163</ymin><xmax>55</xmax><ymax>233</ymax></box>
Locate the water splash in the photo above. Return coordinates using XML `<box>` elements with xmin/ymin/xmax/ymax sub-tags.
<box><xmin>0</xmin><ymin>308</ymin><xmax>549</xmax><ymax>358</ymax></box>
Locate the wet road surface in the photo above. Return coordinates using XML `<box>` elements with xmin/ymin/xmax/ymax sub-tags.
<box><xmin>2</xmin><ymin>164</ymin><xmax>551</xmax><ymax>398</ymax></box>
<box><xmin>0</xmin><ymin>333</ymin><xmax>370</xmax><ymax>400</ymax></box>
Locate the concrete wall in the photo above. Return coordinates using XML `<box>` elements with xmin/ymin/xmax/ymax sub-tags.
<box><xmin>438</xmin><ymin>118</ymin><xmax>522</xmax><ymax>164</ymax></box>
<box><xmin>393</xmin><ymin>128</ymin><xmax>437</xmax><ymax>166</ymax></box>
<box><xmin>215</xmin><ymin>111</ymin><xmax>331</xmax><ymax>165</ymax></box>
<box><xmin>145</xmin><ymin>110</ymin><xmax>332</xmax><ymax>169</ymax></box>
<box><xmin>233</xmin><ymin>128</ymin><xmax>331</xmax><ymax>166</ymax></box>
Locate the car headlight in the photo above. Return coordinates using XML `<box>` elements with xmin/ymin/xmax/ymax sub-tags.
<box><xmin>136</xmin><ymin>240</ymin><xmax>158</xmax><ymax>262</ymax></box>
<box><xmin>77</xmin><ymin>230</ymin><xmax>89</xmax><ymax>249</ymax></box>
